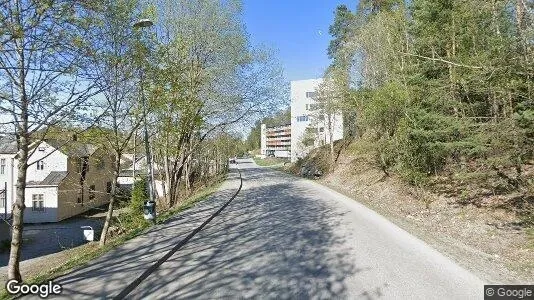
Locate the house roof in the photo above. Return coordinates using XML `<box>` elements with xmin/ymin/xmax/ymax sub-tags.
<box><xmin>120</xmin><ymin>154</ymin><xmax>146</xmax><ymax>171</ymax></box>
<box><xmin>118</xmin><ymin>169</ymin><xmax>161</xmax><ymax>178</ymax></box>
<box><xmin>120</xmin><ymin>156</ymin><xmax>132</xmax><ymax>169</ymax></box>
<box><xmin>27</xmin><ymin>171</ymin><xmax>68</xmax><ymax>187</ymax></box>
<box><xmin>119</xmin><ymin>170</ymin><xmax>145</xmax><ymax>177</ymax></box>
<box><xmin>44</xmin><ymin>140</ymin><xmax>97</xmax><ymax>157</ymax></box>
<box><xmin>0</xmin><ymin>136</ymin><xmax>17</xmax><ymax>154</ymax></box>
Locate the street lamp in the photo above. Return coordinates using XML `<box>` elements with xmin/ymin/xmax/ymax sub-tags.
<box><xmin>133</xmin><ymin>18</ymin><xmax>156</xmax><ymax>219</ymax></box>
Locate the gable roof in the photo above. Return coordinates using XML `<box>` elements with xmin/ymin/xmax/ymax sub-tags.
<box><xmin>120</xmin><ymin>154</ymin><xmax>146</xmax><ymax>171</ymax></box>
<box><xmin>0</xmin><ymin>136</ymin><xmax>17</xmax><ymax>154</ymax></box>
<box><xmin>44</xmin><ymin>140</ymin><xmax>97</xmax><ymax>157</ymax></box>
<box><xmin>27</xmin><ymin>171</ymin><xmax>68</xmax><ymax>187</ymax></box>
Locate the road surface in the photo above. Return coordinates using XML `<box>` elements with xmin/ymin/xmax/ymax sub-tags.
<box><xmin>26</xmin><ymin>159</ymin><xmax>485</xmax><ymax>299</ymax></box>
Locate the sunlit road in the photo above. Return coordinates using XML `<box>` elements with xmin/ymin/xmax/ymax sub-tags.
<box><xmin>31</xmin><ymin>159</ymin><xmax>484</xmax><ymax>299</ymax></box>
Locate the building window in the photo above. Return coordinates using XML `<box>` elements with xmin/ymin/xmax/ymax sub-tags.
<box><xmin>89</xmin><ymin>185</ymin><xmax>95</xmax><ymax>200</ymax></box>
<box><xmin>297</xmin><ymin>115</ymin><xmax>309</xmax><ymax>122</ymax></box>
<box><xmin>36</xmin><ymin>160</ymin><xmax>44</xmax><ymax>170</ymax></box>
<box><xmin>32</xmin><ymin>194</ymin><xmax>44</xmax><ymax>212</ymax></box>
<box><xmin>306</xmin><ymin>92</ymin><xmax>317</xmax><ymax>98</ymax></box>
<box><xmin>0</xmin><ymin>159</ymin><xmax>5</xmax><ymax>175</ymax></box>
<box><xmin>0</xmin><ymin>191</ymin><xmax>5</xmax><ymax>208</ymax></box>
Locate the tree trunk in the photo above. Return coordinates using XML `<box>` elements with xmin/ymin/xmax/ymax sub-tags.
<box><xmin>328</xmin><ymin>114</ymin><xmax>335</xmax><ymax>171</ymax></box>
<box><xmin>99</xmin><ymin>152</ymin><xmax>120</xmax><ymax>247</ymax></box>
<box><xmin>184</xmin><ymin>152</ymin><xmax>191</xmax><ymax>192</ymax></box>
<box><xmin>7</xmin><ymin>135</ymin><xmax>28</xmax><ymax>282</ymax></box>
<box><xmin>8</xmin><ymin>21</ymin><xmax>28</xmax><ymax>281</ymax></box>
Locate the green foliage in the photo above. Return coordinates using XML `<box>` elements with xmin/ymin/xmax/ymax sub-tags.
<box><xmin>130</xmin><ymin>178</ymin><xmax>149</xmax><ymax>217</ymax></box>
<box><xmin>362</xmin><ymin>82</ymin><xmax>407</xmax><ymax>138</ymax></box>
<box><xmin>325</xmin><ymin>0</ymin><xmax>534</xmax><ymax>197</ymax></box>
<box><xmin>328</xmin><ymin>5</ymin><xmax>355</xmax><ymax>60</ymax></box>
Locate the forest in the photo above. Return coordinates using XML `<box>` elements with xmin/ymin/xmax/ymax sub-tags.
<box><xmin>313</xmin><ymin>0</ymin><xmax>534</xmax><ymax>209</ymax></box>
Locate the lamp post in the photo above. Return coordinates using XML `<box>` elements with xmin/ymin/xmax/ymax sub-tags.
<box><xmin>133</xmin><ymin>19</ymin><xmax>155</xmax><ymax>209</ymax></box>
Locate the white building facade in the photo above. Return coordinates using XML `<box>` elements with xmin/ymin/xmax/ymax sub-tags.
<box><xmin>0</xmin><ymin>137</ymin><xmax>17</xmax><ymax>219</ymax></box>
<box><xmin>117</xmin><ymin>154</ymin><xmax>165</xmax><ymax>198</ymax></box>
<box><xmin>290</xmin><ymin>79</ymin><xmax>343</xmax><ymax>162</ymax></box>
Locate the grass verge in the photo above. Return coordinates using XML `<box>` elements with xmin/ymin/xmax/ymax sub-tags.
<box><xmin>0</xmin><ymin>174</ymin><xmax>225</xmax><ymax>300</ymax></box>
<box><xmin>252</xmin><ymin>157</ymin><xmax>289</xmax><ymax>167</ymax></box>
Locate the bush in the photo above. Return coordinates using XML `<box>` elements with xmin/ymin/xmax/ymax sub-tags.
<box><xmin>130</xmin><ymin>177</ymin><xmax>149</xmax><ymax>218</ymax></box>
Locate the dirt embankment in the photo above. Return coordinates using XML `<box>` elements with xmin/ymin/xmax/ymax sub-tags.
<box><xmin>289</xmin><ymin>142</ymin><xmax>534</xmax><ymax>283</ymax></box>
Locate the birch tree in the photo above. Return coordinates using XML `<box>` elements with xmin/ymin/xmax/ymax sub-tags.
<box><xmin>149</xmin><ymin>0</ymin><xmax>285</xmax><ymax>207</ymax></box>
<box><xmin>0</xmin><ymin>0</ymin><xmax>104</xmax><ymax>281</ymax></box>
<box><xmin>81</xmin><ymin>0</ymin><xmax>145</xmax><ymax>247</ymax></box>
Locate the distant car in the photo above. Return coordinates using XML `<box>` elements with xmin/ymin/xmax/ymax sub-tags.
<box><xmin>229</xmin><ymin>158</ymin><xmax>237</xmax><ymax>164</ymax></box>
<box><xmin>267</xmin><ymin>153</ymin><xmax>275</xmax><ymax>158</ymax></box>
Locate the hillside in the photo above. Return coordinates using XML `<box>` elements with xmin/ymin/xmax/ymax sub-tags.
<box><xmin>287</xmin><ymin>139</ymin><xmax>534</xmax><ymax>283</ymax></box>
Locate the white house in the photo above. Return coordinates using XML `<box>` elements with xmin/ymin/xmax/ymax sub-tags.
<box><xmin>0</xmin><ymin>136</ymin><xmax>17</xmax><ymax>220</ymax></box>
<box><xmin>0</xmin><ymin>138</ymin><xmax>114</xmax><ymax>223</ymax></box>
<box><xmin>290</xmin><ymin>79</ymin><xmax>343</xmax><ymax>162</ymax></box>
<box><xmin>117</xmin><ymin>154</ymin><xmax>165</xmax><ymax>198</ymax></box>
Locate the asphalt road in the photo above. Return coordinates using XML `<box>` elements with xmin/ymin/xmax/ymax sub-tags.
<box><xmin>26</xmin><ymin>159</ymin><xmax>485</xmax><ymax>299</ymax></box>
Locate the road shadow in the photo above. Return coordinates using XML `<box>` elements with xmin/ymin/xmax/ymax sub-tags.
<box><xmin>128</xmin><ymin>165</ymin><xmax>362</xmax><ymax>299</ymax></box>
<box><xmin>49</xmin><ymin>172</ymin><xmax>242</xmax><ymax>299</ymax></box>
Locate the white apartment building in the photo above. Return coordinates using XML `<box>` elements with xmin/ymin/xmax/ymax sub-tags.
<box><xmin>260</xmin><ymin>123</ymin><xmax>291</xmax><ymax>158</ymax></box>
<box><xmin>290</xmin><ymin>79</ymin><xmax>343</xmax><ymax>162</ymax></box>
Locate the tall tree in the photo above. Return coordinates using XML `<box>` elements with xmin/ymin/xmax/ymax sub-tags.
<box><xmin>0</xmin><ymin>0</ymin><xmax>103</xmax><ymax>281</ymax></box>
<box><xmin>82</xmin><ymin>0</ymin><xmax>145</xmax><ymax>247</ymax></box>
<box><xmin>150</xmin><ymin>0</ymin><xmax>285</xmax><ymax>207</ymax></box>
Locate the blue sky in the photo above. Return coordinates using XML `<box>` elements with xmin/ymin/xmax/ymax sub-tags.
<box><xmin>243</xmin><ymin>1</ymin><xmax>355</xmax><ymax>82</ymax></box>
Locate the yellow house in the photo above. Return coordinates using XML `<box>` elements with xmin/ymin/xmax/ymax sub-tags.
<box><xmin>23</xmin><ymin>140</ymin><xmax>114</xmax><ymax>223</ymax></box>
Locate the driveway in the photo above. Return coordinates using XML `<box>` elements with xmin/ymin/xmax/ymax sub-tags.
<box><xmin>0</xmin><ymin>210</ymin><xmax>104</xmax><ymax>267</ymax></box>
<box><xmin>26</xmin><ymin>161</ymin><xmax>484</xmax><ymax>299</ymax></box>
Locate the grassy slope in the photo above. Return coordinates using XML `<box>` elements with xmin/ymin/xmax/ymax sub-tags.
<box><xmin>252</xmin><ymin>157</ymin><xmax>288</xmax><ymax>167</ymax></box>
<box><xmin>282</xmin><ymin>139</ymin><xmax>534</xmax><ymax>282</ymax></box>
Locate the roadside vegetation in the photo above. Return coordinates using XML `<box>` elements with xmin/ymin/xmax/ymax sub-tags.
<box><xmin>286</xmin><ymin>1</ymin><xmax>534</xmax><ymax>231</ymax></box>
<box><xmin>320</xmin><ymin>0</ymin><xmax>534</xmax><ymax>202</ymax></box>
<box><xmin>269</xmin><ymin>0</ymin><xmax>534</xmax><ymax>281</ymax></box>
<box><xmin>0</xmin><ymin>175</ymin><xmax>225</xmax><ymax>300</ymax></box>
<box><xmin>0</xmin><ymin>0</ymin><xmax>284</xmax><ymax>282</ymax></box>
<box><xmin>253</xmin><ymin>157</ymin><xmax>289</xmax><ymax>167</ymax></box>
